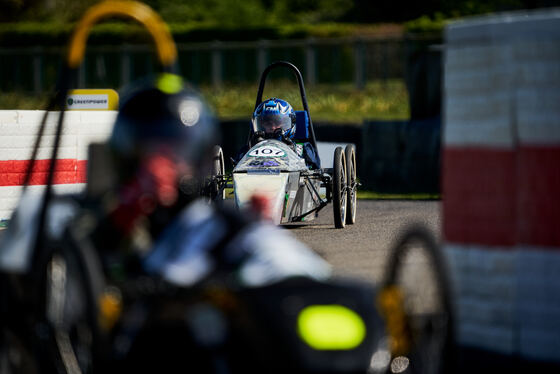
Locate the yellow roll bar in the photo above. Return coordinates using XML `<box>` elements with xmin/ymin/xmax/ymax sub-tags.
<box><xmin>67</xmin><ymin>1</ymin><xmax>177</xmax><ymax>69</ymax></box>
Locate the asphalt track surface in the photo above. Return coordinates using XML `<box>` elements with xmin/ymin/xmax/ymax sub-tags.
<box><xmin>283</xmin><ymin>199</ymin><xmax>442</xmax><ymax>285</ymax></box>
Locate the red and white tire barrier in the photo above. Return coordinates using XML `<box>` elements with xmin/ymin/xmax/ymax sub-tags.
<box><xmin>443</xmin><ymin>10</ymin><xmax>560</xmax><ymax>362</ymax></box>
<box><xmin>0</xmin><ymin>110</ymin><xmax>116</xmax><ymax>219</ymax></box>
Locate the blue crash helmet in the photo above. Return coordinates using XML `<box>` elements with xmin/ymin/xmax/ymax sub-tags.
<box><xmin>253</xmin><ymin>98</ymin><xmax>296</xmax><ymax>140</ymax></box>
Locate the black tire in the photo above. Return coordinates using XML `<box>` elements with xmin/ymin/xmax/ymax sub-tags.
<box><xmin>332</xmin><ymin>147</ymin><xmax>347</xmax><ymax>229</ymax></box>
<box><xmin>344</xmin><ymin>144</ymin><xmax>357</xmax><ymax>225</ymax></box>
<box><xmin>211</xmin><ymin>145</ymin><xmax>225</xmax><ymax>201</ymax></box>
<box><xmin>378</xmin><ymin>224</ymin><xmax>456</xmax><ymax>374</ymax></box>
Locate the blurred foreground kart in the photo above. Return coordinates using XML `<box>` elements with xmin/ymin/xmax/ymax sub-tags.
<box><xmin>209</xmin><ymin>61</ymin><xmax>358</xmax><ymax>228</ymax></box>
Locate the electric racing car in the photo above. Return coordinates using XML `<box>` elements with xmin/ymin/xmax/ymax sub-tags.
<box><xmin>209</xmin><ymin>61</ymin><xmax>357</xmax><ymax>228</ymax></box>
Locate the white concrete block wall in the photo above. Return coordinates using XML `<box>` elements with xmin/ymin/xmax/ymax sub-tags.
<box><xmin>0</xmin><ymin>184</ymin><xmax>86</xmax><ymax>220</ymax></box>
<box><xmin>443</xmin><ymin>8</ymin><xmax>560</xmax><ymax>363</ymax></box>
<box><xmin>0</xmin><ymin>110</ymin><xmax>116</xmax><ymax>220</ymax></box>
<box><xmin>516</xmin><ymin>248</ymin><xmax>560</xmax><ymax>361</ymax></box>
<box><xmin>444</xmin><ymin>43</ymin><xmax>515</xmax><ymax>148</ymax></box>
<box><xmin>446</xmin><ymin>246</ymin><xmax>517</xmax><ymax>354</ymax></box>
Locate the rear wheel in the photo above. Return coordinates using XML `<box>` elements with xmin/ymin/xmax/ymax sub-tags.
<box><xmin>344</xmin><ymin>144</ymin><xmax>357</xmax><ymax>225</ymax></box>
<box><xmin>332</xmin><ymin>147</ymin><xmax>347</xmax><ymax>229</ymax></box>
<box><xmin>1</xmin><ymin>224</ymin><xmax>106</xmax><ymax>374</ymax></box>
<box><xmin>378</xmin><ymin>225</ymin><xmax>456</xmax><ymax>374</ymax></box>
<box><xmin>35</xmin><ymin>226</ymin><xmax>108</xmax><ymax>374</ymax></box>
<box><xmin>42</xmin><ymin>241</ymin><xmax>105</xmax><ymax>374</ymax></box>
<box><xmin>210</xmin><ymin>146</ymin><xmax>225</xmax><ymax>201</ymax></box>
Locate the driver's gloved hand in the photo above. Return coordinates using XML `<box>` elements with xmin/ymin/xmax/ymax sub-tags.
<box><xmin>268</xmin><ymin>128</ymin><xmax>296</xmax><ymax>149</ymax></box>
<box><xmin>251</xmin><ymin>131</ymin><xmax>265</xmax><ymax>146</ymax></box>
<box><xmin>282</xmin><ymin>134</ymin><xmax>294</xmax><ymax>147</ymax></box>
<box><xmin>263</xmin><ymin>129</ymin><xmax>280</xmax><ymax>140</ymax></box>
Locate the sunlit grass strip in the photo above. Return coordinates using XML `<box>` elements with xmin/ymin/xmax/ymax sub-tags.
<box><xmin>225</xmin><ymin>188</ymin><xmax>439</xmax><ymax>200</ymax></box>
<box><xmin>0</xmin><ymin>80</ymin><xmax>409</xmax><ymax>123</ymax></box>
<box><xmin>357</xmin><ymin>191</ymin><xmax>440</xmax><ymax>200</ymax></box>
<box><xmin>0</xmin><ymin>93</ymin><xmax>49</xmax><ymax>110</ymax></box>
<box><xmin>201</xmin><ymin>80</ymin><xmax>409</xmax><ymax>123</ymax></box>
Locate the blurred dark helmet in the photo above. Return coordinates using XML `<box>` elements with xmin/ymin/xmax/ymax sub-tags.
<box><xmin>103</xmin><ymin>73</ymin><xmax>218</xmax><ymax>224</ymax></box>
<box><xmin>110</xmin><ymin>73</ymin><xmax>217</xmax><ymax>175</ymax></box>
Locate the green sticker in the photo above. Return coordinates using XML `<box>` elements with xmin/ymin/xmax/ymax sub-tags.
<box><xmin>297</xmin><ymin>305</ymin><xmax>366</xmax><ymax>350</ymax></box>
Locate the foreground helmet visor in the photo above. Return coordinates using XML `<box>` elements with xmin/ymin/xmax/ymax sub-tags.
<box><xmin>256</xmin><ymin>114</ymin><xmax>292</xmax><ymax>134</ymax></box>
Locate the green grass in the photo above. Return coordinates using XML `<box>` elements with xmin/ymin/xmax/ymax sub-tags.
<box><xmin>0</xmin><ymin>92</ymin><xmax>50</xmax><ymax>111</ymax></box>
<box><xmin>357</xmin><ymin>190</ymin><xmax>440</xmax><ymax>200</ymax></box>
<box><xmin>0</xmin><ymin>79</ymin><xmax>409</xmax><ymax>123</ymax></box>
<box><xmin>226</xmin><ymin>188</ymin><xmax>438</xmax><ymax>200</ymax></box>
<box><xmin>201</xmin><ymin>80</ymin><xmax>409</xmax><ymax>123</ymax></box>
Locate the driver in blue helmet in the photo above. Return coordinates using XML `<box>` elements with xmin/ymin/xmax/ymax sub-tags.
<box><xmin>254</xmin><ymin>97</ymin><xmax>296</xmax><ymax>140</ymax></box>
<box><xmin>234</xmin><ymin>98</ymin><xmax>320</xmax><ymax>169</ymax></box>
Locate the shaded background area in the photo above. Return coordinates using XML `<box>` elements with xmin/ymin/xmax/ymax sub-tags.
<box><xmin>2</xmin><ymin>0</ymin><xmax>560</xmax><ymax>195</ymax></box>
<box><xmin>2</xmin><ymin>0</ymin><xmax>559</xmax><ymax>23</ymax></box>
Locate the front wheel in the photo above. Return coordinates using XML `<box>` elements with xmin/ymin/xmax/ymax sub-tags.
<box><xmin>332</xmin><ymin>147</ymin><xmax>347</xmax><ymax>229</ymax></box>
<box><xmin>344</xmin><ymin>144</ymin><xmax>357</xmax><ymax>225</ymax></box>
<box><xmin>377</xmin><ymin>224</ymin><xmax>456</xmax><ymax>374</ymax></box>
<box><xmin>210</xmin><ymin>145</ymin><xmax>225</xmax><ymax>201</ymax></box>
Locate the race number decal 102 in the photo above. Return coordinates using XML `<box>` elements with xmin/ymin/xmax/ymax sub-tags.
<box><xmin>248</xmin><ymin>146</ymin><xmax>286</xmax><ymax>157</ymax></box>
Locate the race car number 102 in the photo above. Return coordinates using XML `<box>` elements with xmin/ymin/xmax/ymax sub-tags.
<box><xmin>248</xmin><ymin>146</ymin><xmax>286</xmax><ymax>157</ymax></box>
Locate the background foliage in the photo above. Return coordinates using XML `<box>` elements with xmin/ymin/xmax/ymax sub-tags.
<box><xmin>0</xmin><ymin>22</ymin><xmax>394</xmax><ymax>47</ymax></box>
<box><xmin>1</xmin><ymin>0</ymin><xmax>558</xmax><ymax>45</ymax></box>
<box><xmin>2</xmin><ymin>0</ymin><xmax>558</xmax><ymax>24</ymax></box>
